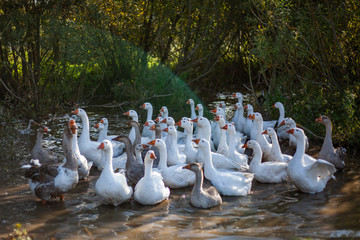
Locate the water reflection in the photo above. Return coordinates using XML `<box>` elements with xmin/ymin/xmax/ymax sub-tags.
<box><xmin>1</xmin><ymin>103</ymin><xmax>360</xmax><ymax>239</ymax></box>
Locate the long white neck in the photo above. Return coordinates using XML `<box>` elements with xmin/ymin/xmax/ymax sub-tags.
<box><xmin>199</xmin><ymin>123</ymin><xmax>211</xmax><ymax>142</ymax></box>
<box><xmin>190</xmin><ymin>102</ymin><xmax>196</xmax><ymax>119</ymax></box>
<box><xmin>144</xmin><ymin>159</ymin><xmax>154</xmax><ymax>178</ymax></box>
<box><xmin>277</xmin><ymin>105</ymin><xmax>285</xmax><ymax>124</ymax></box>
<box><xmin>269</xmin><ymin>133</ymin><xmax>282</xmax><ymax>156</ymax></box>
<box><xmin>227</xmin><ymin>130</ymin><xmax>236</xmax><ymax>151</ymax></box>
<box><xmin>237</xmin><ymin>96</ymin><xmax>243</xmax><ymax>105</ymax></box>
<box><xmin>72</xmin><ymin>132</ymin><xmax>81</xmax><ymax>157</ymax></box>
<box><xmin>79</xmin><ymin>114</ymin><xmax>90</xmax><ymax>142</ymax></box>
<box><xmin>146</xmin><ymin>107</ymin><xmax>153</xmax><ymax>121</ymax></box>
<box><xmin>202</xmin><ymin>144</ymin><xmax>216</xmax><ymax>177</ymax></box>
<box><xmin>103</xmin><ymin>148</ymin><xmax>114</xmax><ymax>176</ymax></box>
<box><xmin>198</xmin><ymin>108</ymin><xmax>204</xmax><ymax>117</ymax></box>
<box><xmin>170</xmin><ymin>132</ymin><xmax>179</xmax><ymax>154</ymax></box>
<box><xmin>157</xmin><ymin>145</ymin><xmax>168</xmax><ymax>170</ymax></box>
<box><xmin>98</xmin><ymin>129</ymin><xmax>107</xmax><ymax>142</ymax></box>
<box><xmin>250</xmin><ymin>145</ymin><xmax>262</xmax><ymax>169</ymax></box>
<box><xmin>292</xmin><ymin>135</ymin><xmax>305</xmax><ymax>166</ymax></box>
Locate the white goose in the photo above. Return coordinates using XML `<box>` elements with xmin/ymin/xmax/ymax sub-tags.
<box><xmin>222</xmin><ymin>123</ymin><xmax>249</xmax><ymax>170</ymax></box>
<box><xmin>243</xmin><ymin>140</ymin><xmax>287</xmax><ymax>183</ymax></box>
<box><xmin>231</xmin><ymin>92</ymin><xmax>243</xmax><ymax>129</ymax></box>
<box><xmin>94</xmin><ymin>122</ymin><xmax>124</xmax><ymax>157</ymax></box>
<box><xmin>140</xmin><ymin>102</ymin><xmax>153</xmax><ymax>138</ymax></box>
<box><xmin>192</xmin><ymin>117</ymin><xmax>215</xmax><ymax>151</ymax></box>
<box><xmin>250</xmin><ymin>113</ymin><xmax>272</xmax><ymax>161</ymax></box>
<box><xmin>210</xmin><ymin>107</ymin><xmax>226</xmax><ymax>149</ymax></box>
<box><xmin>244</xmin><ymin>104</ymin><xmax>254</xmax><ymax>137</ymax></box>
<box><xmin>148</xmin><ymin>139</ymin><xmax>195</xmax><ymax>188</ymax></box>
<box><xmin>280</xmin><ymin>118</ymin><xmax>309</xmax><ymax>151</ymax></box>
<box><xmin>95</xmin><ymin>140</ymin><xmax>133</xmax><ymax>206</ymax></box>
<box><xmin>123</xmin><ymin>110</ymin><xmax>139</xmax><ymax>144</ymax></box>
<box><xmin>72</xmin><ymin>108</ymin><xmax>102</xmax><ymax>169</ymax></box>
<box><xmin>162</xmin><ymin>126</ymin><xmax>187</xmax><ymax>166</ymax></box>
<box><xmin>262</xmin><ymin>128</ymin><xmax>292</xmax><ymax>163</ymax></box>
<box><xmin>272</xmin><ymin>102</ymin><xmax>288</xmax><ymax>140</ymax></box>
<box><xmin>176</xmin><ymin>119</ymin><xmax>197</xmax><ymax>163</ymax></box>
<box><xmin>195</xmin><ymin>104</ymin><xmax>204</xmax><ymax>118</ymax></box>
<box><xmin>134</xmin><ymin>150</ymin><xmax>170</xmax><ymax>205</ymax></box>
<box><xmin>194</xmin><ymin>138</ymin><xmax>254</xmax><ymax>196</ymax></box>
<box><xmin>234</xmin><ymin>102</ymin><xmax>246</xmax><ymax>133</ymax></box>
<box><xmin>214</xmin><ymin>115</ymin><xmax>229</xmax><ymax>156</ymax></box>
<box><xmin>187</xmin><ymin>99</ymin><xmax>197</xmax><ymax>120</ymax></box>
<box><xmin>286</xmin><ymin>128</ymin><xmax>336</xmax><ymax>193</ymax></box>
<box><xmin>70</xmin><ymin>119</ymin><xmax>92</xmax><ymax>180</ymax></box>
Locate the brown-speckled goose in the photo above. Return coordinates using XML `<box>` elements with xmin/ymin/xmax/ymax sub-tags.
<box><xmin>183</xmin><ymin>163</ymin><xmax>222</xmax><ymax>209</ymax></box>
<box><xmin>31</xmin><ymin>126</ymin><xmax>58</xmax><ymax>164</ymax></box>
<box><xmin>24</xmin><ymin>119</ymin><xmax>79</xmax><ymax>203</ymax></box>
<box><xmin>315</xmin><ymin>115</ymin><xmax>346</xmax><ymax>170</ymax></box>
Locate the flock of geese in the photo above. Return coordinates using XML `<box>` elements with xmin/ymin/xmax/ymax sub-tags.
<box><xmin>21</xmin><ymin>93</ymin><xmax>346</xmax><ymax>209</ymax></box>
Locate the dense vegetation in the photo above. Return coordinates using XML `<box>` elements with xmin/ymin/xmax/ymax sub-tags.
<box><xmin>0</xmin><ymin>0</ymin><xmax>359</xmax><ymax>150</ymax></box>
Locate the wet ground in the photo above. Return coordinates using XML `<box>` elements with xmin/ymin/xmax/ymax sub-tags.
<box><xmin>0</xmin><ymin>96</ymin><xmax>359</xmax><ymax>239</ymax></box>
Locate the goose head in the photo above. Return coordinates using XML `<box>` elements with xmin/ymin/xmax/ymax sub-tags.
<box><xmin>262</xmin><ymin>127</ymin><xmax>275</xmax><ymax>137</ymax></box>
<box><xmin>253</xmin><ymin>112</ymin><xmax>263</xmax><ymax>122</ymax></box>
<box><xmin>232</xmin><ymin>92</ymin><xmax>243</xmax><ymax>100</ymax></box>
<box><xmin>192</xmin><ymin>138</ymin><xmax>209</xmax><ymax>149</ymax></box>
<box><xmin>210</xmin><ymin>107</ymin><xmax>224</xmax><ymax>116</ymax></box>
<box><xmin>193</xmin><ymin>117</ymin><xmax>209</xmax><ymax>127</ymax></box>
<box><xmin>140</xmin><ymin>102</ymin><xmax>152</xmax><ymax>110</ymax></box>
<box><xmin>97</xmin><ymin>139</ymin><xmax>112</xmax><ymax>151</ymax></box>
<box><xmin>248</xmin><ymin>114</ymin><xmax>255</xmax><ymax>120</ymax></box>
<box><xmin>182</xmin><ymin>162</ymin><xmax>202</xmax><ymax>172</ymax></box>
<box><xmin>69</xmin><ymin>119</ymin><xmax>78</xmax><ymax>135</ymax></box>
<box><xmin>71</xmin><ymin>108</ymin><xmax>86</xmax><ymax>117</ymax></box>
<box><xmin>244</xmin><ymin>104</ymin><xmax>253</xmax><ymax>113</ymax></box>
<box><xmin>94</xmin><ymin>122</ymin><xmax>105</xmax><ymax>131</ymax></box>
<box><xmin>155</xmin><ymin>116</ymin><xmax>163</xmax><ymax>123</ymax></box>
<box><xmin>123</xmin><ymin>110</ymin><xmax>138</xmax><ymax>119</ymax></box>
<box><xmin>148</xmin><ymin>138</ymin><xmax>166</xmax><ymax>149</ymax></box>
<box><xmin>144</xmin><ymin>120</ymin><xmax>155</xmax><ymax>128</ymax></box>
<box><xmin>280</xmin><ymin>117</ymin><xmax>295</xmax><ymax>127</ymax></box>
<box><xmin>315</xmin><ymin>115</ymin><xmax>331</xmax><ymax>125</ymax></box>
<box><xmin>272</xmin><ymin>102</ymin><xmax>284</xmax><ymax>109</ymax></box>
<box><xmin>234</xmin><ymin>102</ymin><xmax>243</xmax><ymax>110</ymax></box>
<box><xmin>144</xmin><ymin>150</ymin><xmax>156</xmax><ymax>164</ymax></box>
<box><xmin>242</xmin><ymin>140</ymin><xmax>261</xmax><ymax>151</ymax></box>
<box><xmin>286</xmin><ymin>127</ymin><xmax>305</xmax><ymax>139</ymax></box>
<box><xmin>163</xmin><ymin>126</ymin><xmax>176</xmax><ymax>136</ymax></box>
<box><xmin>100</xmin><ymin>118</ymin><xmax>109</xmax><ymax>127</ymax></box>
<box><xmin>186</xmin><ymin>99</ymin><xmax>194</xmax><ymax>105</ymax></box>
<box><xmin>195</xmin><ymin>104</ymin><xmax>203</xmax><ymax>111</ymax></box>
<box><xmin>214</xmin><ymin>115</ymin><xmax>225</xmax><ymax>123</ymax></box>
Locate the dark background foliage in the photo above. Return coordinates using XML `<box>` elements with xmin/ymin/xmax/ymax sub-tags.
<box><xmin>0</xmin><ymin>0</ymin><xmax>359</xmax><ymax>150</ymax></box>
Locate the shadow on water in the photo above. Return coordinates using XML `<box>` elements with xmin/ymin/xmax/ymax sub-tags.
<box><xmin>1</xmin><ymin>98</ymin><xmax>360</xmax><ymax>239</ymax></box>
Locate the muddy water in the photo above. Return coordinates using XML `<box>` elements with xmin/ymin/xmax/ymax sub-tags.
<box><xmin>1</xmin><ymin>99</ymin><xmax>360</xmax><ymax>239</ymax></box>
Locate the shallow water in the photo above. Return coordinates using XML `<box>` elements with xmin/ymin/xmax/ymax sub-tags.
<box><xmin>1</xmin><ymin>96</ymin><xmax>360</xmax><ymax>239</ymax></box>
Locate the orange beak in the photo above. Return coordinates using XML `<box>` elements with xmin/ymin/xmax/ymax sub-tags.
<box><xmin>287</xmin><ymin>129</ymin><xmax>294</xmax><ymax>134</ymax></box>
<box><xmin>98</xmin><ymin>142</ymin><xmax>105</xmax><ymax>149</ymax></box>
<box><xmin>192</xmin><ymin>139</ymin><xmax>200</xmax><ymax>144</ymax></box>
<box><xmin>160</xmin><ymin>107</ymin><xmax>164</xmax><ymax>112</ymax></box>
<box><xmin>161</xmin><ymin>118</ymin><xmax>167</xmax><ymax>123</ymax></box>
<box><xmin>262</xmin><ymin>130</ymin><xmax>267</xmax><ymax>134</ymax></box>
<box><xmin>150</xmin><ymin>125</ymin><xmax>156</xmax><ymax>130</ymax></box>
<box><xmin>182</xmin><ymin>164</ymin><xmax>191</xmax><ymax>170</ymax></box>
<box><xmin>192</xmin><ymin>118</ymin><xmax>198</xmax><ymax>123</ymax></box>
<box><xmin>271</xmin><ymin>103</ymin><xmax>276</xmax><ymax>108</ymax></box>
<box><xmin>215</xmin><ymin>116</ymin><xmax>220</xmax><ymax>121</ymax></box>
<box><xmin>175</xmin><ymin>120</ymin><xmax>181</xmax><ymax>126</ymax></box>
<box><xmin>123</xmin><ymin>111</ymin><xmax>129</xmax><ymax>116</ymax></box>
<box><xmin>100</xmin><ymin>119</ymin><xmax>104</xmax><ymax>123</ymax></box>
<box><xmin>140</xmin><ymin>103</ymin><xmax>145</xmax><ymax>109</ymax></box>
<box><xmin>210</xmin><ymin>108</ymin><xmax>217</xmax><ymax>113</ymax></box>
<box><xmin>163</xmin><ymin>128</ymin><xmax>168</xmax><ymax>132</ymax></box>
<box><xmin>315</xmin><ymin>116</ymin><xmax>322</xmax><ymax>122</ymax></box>
<box><xmin>142</xmin><ymin>144</ymin><xmax>148</xmax><ymax>148</ymax></box>
<box><xmin>150</xmin><ymin>152</ymin><xmax>156</xmax><ymax>159</ymax></box>
<box><xmin>148</xmin><ymin>140</ymin><xmax>156</xmax><ymax>145</ymax></box>
<box><xmin>144</xmin><ymin>122</ymin><xmax>149</xmax><ymax>127</ymax></box>
<box><xmin>195</xmin><ymin>105</ymin><xmax>199</xmax><ymax>110</ymax></box>
<box><xmin>186</xmin><ymin>99</ymin><xmax>190</xmax><ymax>104</ymax></box>
<box><xmin>242</xmin><ymin>142</ymin><xmax>248</xmax><ymax>148</ymax></box>
<box><xmin>249</xmin><ymin>114</ymin><xmax>255</xmax><ymax>120</ymax></box>
<box><xmin>244</xmin><ymin>105</ymin><xmax>248</xmax><ymax>110</ymax></box>
<box><xmin>279</xmin><ymin>120</ymin><xmax>285</xmax><ymax>126</ymax></box>
<box><xmin>71</xmin><ymin>109</ymin><xmax>79</xmax><ymax>115</ymax></box>
<box><xmin>221</xmin><ymin>125</ymin><xmax>228</xmax><ymax>130</ymax></box>
<box><xmin>43</xmin><ymin>127</ymin><xmax>48</xmax><ymax>133</ymax></box>
<box><xmin>232</xmin><ymin>93</ymin><xmax>237</xmax><ymax>98</ymax></box>
<box><xmin>94</xmin><ymin>123</ymin><xmax>99</xmax><ymax>128</ymax></box>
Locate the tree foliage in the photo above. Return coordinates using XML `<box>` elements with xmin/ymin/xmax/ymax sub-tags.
<box><xmin>0</xmin><ymin>0</ymin><xmax>359</xmax><ymax>148</ymax></box>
